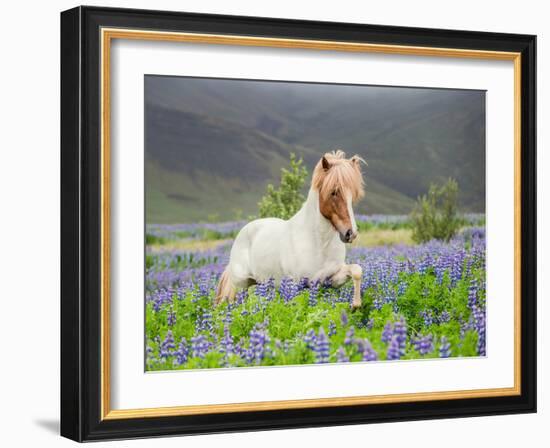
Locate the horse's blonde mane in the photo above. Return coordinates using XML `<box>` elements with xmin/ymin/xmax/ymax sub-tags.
<box><xmin>312</xmin><ymin>150</ymin><xmax>365</xmax><ymax>202</ymax></box>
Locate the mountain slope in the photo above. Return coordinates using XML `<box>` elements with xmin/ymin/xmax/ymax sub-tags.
<box><xmin>145</xmin><ymin>76</ymin><xmax>486</xmax><ymax>223</ymax></box>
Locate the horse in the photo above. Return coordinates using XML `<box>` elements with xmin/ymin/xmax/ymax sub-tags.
<box><xmin>216</xmin><ymin>150</ymin><xmax>366</xmax><ymax>309</ymax></box>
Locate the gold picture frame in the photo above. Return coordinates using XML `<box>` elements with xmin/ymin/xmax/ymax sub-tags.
<box><xmin>61</xmin><ymin>6</ymin><xmax>536</xmax><ymax>441</ymax></box>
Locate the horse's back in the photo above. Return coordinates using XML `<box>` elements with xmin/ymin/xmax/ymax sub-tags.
<box><xmin>236</xmin><ymin>217</ymin><xmax>287</xmax><ymax>256</ymax></box>
<box><xmin>229</xmin><ymin>217</ymin><xmax>287</xmax><ymax>283</ymax></box>
<box><xmin>240</xmin><ymin>217</ymin><xmax>286</xmax><ymax>240</ymax></box>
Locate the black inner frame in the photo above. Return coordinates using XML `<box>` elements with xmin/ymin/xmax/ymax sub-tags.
<box><xmin>61</xmin><ymin>6</ymin><xmax>536</xmax><ymax>442</ymax></box>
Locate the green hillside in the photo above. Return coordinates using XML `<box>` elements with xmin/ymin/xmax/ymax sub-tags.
<box><xmin>145</xmin><ymin>76</ymin><xmax>485</xmax><ymax>223</ymax></box>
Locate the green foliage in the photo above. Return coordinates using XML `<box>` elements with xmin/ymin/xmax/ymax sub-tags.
<box><xmin>258</xmin><ymin>153</ymin><xmax>309</xmax><ymax>220</ymax></box>
<box><xmin>411</xmin><ymin>178</ymin><xmax>461</xmax><ymax>243</ymax></box>
<box><xmin>145</xmin><ymin>233</ymin><xmax>167</xmax><ymax>245</ymax></box>
<box><xmin>356</xmin><ymin>220</ymin><xmax>411</xmax><ymax>232</ymax></box>
<box><xmin>200</xmin><ymin>229</ymin><xmax>239</xmax><ymax>241</ymax></box>
<box><xmin>207</xmin><ymin>213</ymin><xmax>220</xmax><ymax>223</ymax></box>
<box><xmin>232</xmin><ymin>208</ymin><xmax>244</xmax><ymax>221</ymax></box>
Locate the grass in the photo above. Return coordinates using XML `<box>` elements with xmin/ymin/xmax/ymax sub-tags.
<box><xmin>147</xmin><ymin>227</ymin><xmax>414</xmax><ymax>253</ymax></box>
<box><xmin>148</xmin><ymin>238</ymin><xmax>231</xmax><ymax>252</ymax></box>
<box><xmin>354</xmin><ymin>228</ymin><xmax>413</xmax><ymax>247</ymax></box>
<box><xmin>148</xmin><ymin>229</ymin><xmax>412</xmax><ymax>253</ymax></box>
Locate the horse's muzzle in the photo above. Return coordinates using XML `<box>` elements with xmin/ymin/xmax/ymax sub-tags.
<box><xmin>341</xmin><ymin>229</ymin><xmax>358</xmax><ymax>243</ymax></box>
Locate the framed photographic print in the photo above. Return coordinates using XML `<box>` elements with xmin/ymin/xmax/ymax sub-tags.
<box><xmin>60</xmin><ymin>6</ymin><xmax>536</xmax><ymax>442</ymax></box>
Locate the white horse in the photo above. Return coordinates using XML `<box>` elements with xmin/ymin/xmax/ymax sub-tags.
<box><xmin>216</xmin><ymin>150</ymin><xmax>365</xmax><ymax>309</ymax></box>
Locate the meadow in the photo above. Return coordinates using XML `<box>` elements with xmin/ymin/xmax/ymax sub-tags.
<box><xmin>145</xmin><ymin>214</ymin><xmax>486</xmax><ymax>370</ymax></box>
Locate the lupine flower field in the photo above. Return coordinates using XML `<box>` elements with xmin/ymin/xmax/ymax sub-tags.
<box><xmin>145</xmin><ymin>216</ymin><xmax>486</xmax><ymax>371</ymax></box>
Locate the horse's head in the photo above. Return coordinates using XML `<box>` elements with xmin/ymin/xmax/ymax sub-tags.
<box><xmin>312</xmin><ymin>150</ymin><xmax>365</xmax><ymax>243</ymax></box>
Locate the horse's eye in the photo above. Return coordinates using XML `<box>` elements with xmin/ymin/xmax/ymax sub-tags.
<box><xmin>331</xmin><ymin>190</ymin><xmax>338</xmax><ymax>197</ymax></box>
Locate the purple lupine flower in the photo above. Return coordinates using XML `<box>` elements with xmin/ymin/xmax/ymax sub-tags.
<box><xmin>365</xmin><ymin>318</ymin><xmax>374</xmax><ymax>331</ymax></box>
<box><xmin>339</xmin><ymin>286</ymin><xmax>353</xmax><ymax>305</ymax></box>
<box><xmin>197</xmin><ymin>274</ymin><xmax>211</xmax><ymax>297</ymax></box>
<box><xmin>150</xmin><ymin>288</ymin><xmax>174</xmax><ymax>312</ymax></box>
<box><xmin>439</xmin><ymin>310</ymin><xmax>451</xmax><ymax>323</ymax></box>
<box><xmin>167</xmin><ymin>306</ymin><xmax>176</xmax><ymax>327</ymax></box>
<box><xmin>356</xmin><ymin>339</ymin><xmax>369</xmax><ymax>357</ymax></box>
<box><xmin>361</xmin><ymin>339</ymin><xmax>378</xmax><ymax>361</ymax></box>
<box><xmin>439</xmin><ymin>336</ymin><xmax>451</xmax><ymax>358</ymax></box>
<box><xmin>233</xmin><ymin>339</ymin><xmax>245</xmax><ymax>359</ymax></box>
<box><xmin>255</xmin><ymin>278</ymin><xmax>275</xmax><ymax>301</ymax></box>
<box><xmin>386</xmin><ymin>335</ymin><xmax>401</xmax><ymax>360</ymax></box>
<box><xmin>344</xmin><ymin>327</ymin><xmax>355</xmax><ymax>345</ymax></box>
<box><xmin>245</xmin><ymin>325</ymin><xmax>270</xmax><ymax>364</ymax></box>
<box><xmin>393</xmin><ymin>317</ymin><xmax>407</xmax><ymax>356</ymax></box>
<box><xmin>243</xmin><ymin>345</ymin><xmax>256</xmax><ymax>365</ymax></box>
<box><xmin>472</xmin><ymin>305</ymin><xmax>486</xmax><ymax>356</ymax></box>
<box><xmin>340</xmin><ymin>310</ymin><xmax>349</xmax><ymax>327</ymax></box>
<box><xmin>435</xmin><ymin>254</ymin><xmax>451</xmax><ymax>284</ymax></box>
<box><xmin>146</xmin><ymin>221</ymin><xmax>245</xmax><ymax>241</ymax></box>
<box><xmin>477</xmin><ymin>328</ymin><xmax>486</xmax><ymax>356</ymax></box>
<box><xmin>450</xmin><ymin>249</ymin><xmax>465</xmax><ymax>285</ymax></box>
<box><xmin>327</xmin><ymin>289</ymin><xmax>341</xmax><ymax>307</ymax></box>
<box><xmin>191</xmin><ymin>334</ymin><xmax>211</xmax><ymax>358</ymax></box>
<box><xmin>251</xmin><ymin>303</ymin><xmax>261</xmax><ymax>315</ymax></box>
<box><xmin>280</xmin><ymin>277</ymin><xmax>299</xmax><ymax>303</ymax></box>
<box><xmin>420</xmin><ymin>310</ymin><xmax>433</xmax><ymax>327</ymax></box>
<box><xmin>235</xmin><ymin>289</ymin><xmax>248</xmax><ymax>305</ymax></box>
<box><xmin>328</xmin><ymin>321</ymin><xmax>337</xmax><ymax>337</ymax></box>
<box><xmin>418</xmin><ymin>253</ymin><xmax>432</xmax><ymax>275</ymax></box>
<box><xmin>468</xmin><ymin>279</ymin><xmax>478</xmax><ymax>310</ymax></box>
<box><xmin>195</xmin><ymin>307</ymin><xmax>213</xmax><ymax>333</ymax></box>
<box><xmin>414</xmin><ymin>334</ymin><xmax>434</xmax><ymax>356</ymax></box>
<box><xmin>396</xmin><ymin>281</ymin><xmax>406</xmax><ymax>297</ymax></box>
<box><xmin>174</xmin><ymin>337</ymin><xmax>189</xmax><ymax>365</ymax></box>
<box><xmin>222</xmin><ymin>309</ymin><xmax>233</xmax><ymax>327</ymax></box>
<box><xmin>266</xmin><ymin>278</ymin><xmax>276</xmax><ymax>301</ymax></box>
<box><xmin>304</xmin><ymin>329</ymin><xmax>317</xmax><ymax>351</ymax></box>
<box><xmin>219</xmin><ymin>326</ymin><xmax>234</xmax><ymax>359</ymax></box>
<box><xmin>308</xmin><ymin>280</ymin><xmax>320</xmax><ymax>306</ymax></box>
<box><xmin>160</xmin><ymin>330</ymin><xmax>176</xmax><ymax>359</ymax></box>
<box><xmin>255</xmin><ymin>281</ymin><xmax>269</xmax><ymax>298</ymax></box>
<box><xmin>336</xmin><ymin>347</ymin><xmax>349</xmax><ymax>362</ymax></box>
<box><xmin>146</xmin><ymin>345</ymin><xmax>155</xmax><ymax>364</ymax></box>
<box><xmin>314</xmin><ymin>327</ymin><xmax>330</xmax><ymax>364</ymax></box>
<box><xmin>298</xmin><ymin>277</ymin><xmax>309</xmax><ymax>291</ymax></box>
<box><xmin>382</xmin><ymin>321</ymin><xmax>393</xmax><ymax>344</ymax></box>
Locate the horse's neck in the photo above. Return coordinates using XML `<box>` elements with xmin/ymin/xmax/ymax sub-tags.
<box><xmin>291</xmin><ymin>189</ymin><xmax>337</xmax><ymax>246</ymax></box>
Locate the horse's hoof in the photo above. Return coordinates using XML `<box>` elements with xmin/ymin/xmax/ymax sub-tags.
<box><xmin>351</xmin><ymin>302</ymin><xmax>362</xmax><ymax>311</ymax></box>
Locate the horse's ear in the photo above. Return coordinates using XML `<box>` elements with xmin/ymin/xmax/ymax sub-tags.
<box><xmin>351</xmin><ymin>155</ymin><xmax>366</xmax><ymax>167</ymax></box>
<box><xmin>322</xmin><ymin>156</ymin><xmax>331</xmax><ymax>171</ymax></box>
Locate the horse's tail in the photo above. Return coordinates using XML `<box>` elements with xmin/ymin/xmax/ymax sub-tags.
<box><xmin>215</xmin><ymin>266</ymin><xmax>236</xmax><ymax>306</ymax></box>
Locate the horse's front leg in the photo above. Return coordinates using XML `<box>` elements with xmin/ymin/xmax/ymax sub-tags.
<box><xmin>330</xmin><ymin>264</ymin><xmax>363</xmax><ymax>309</ymax></box>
